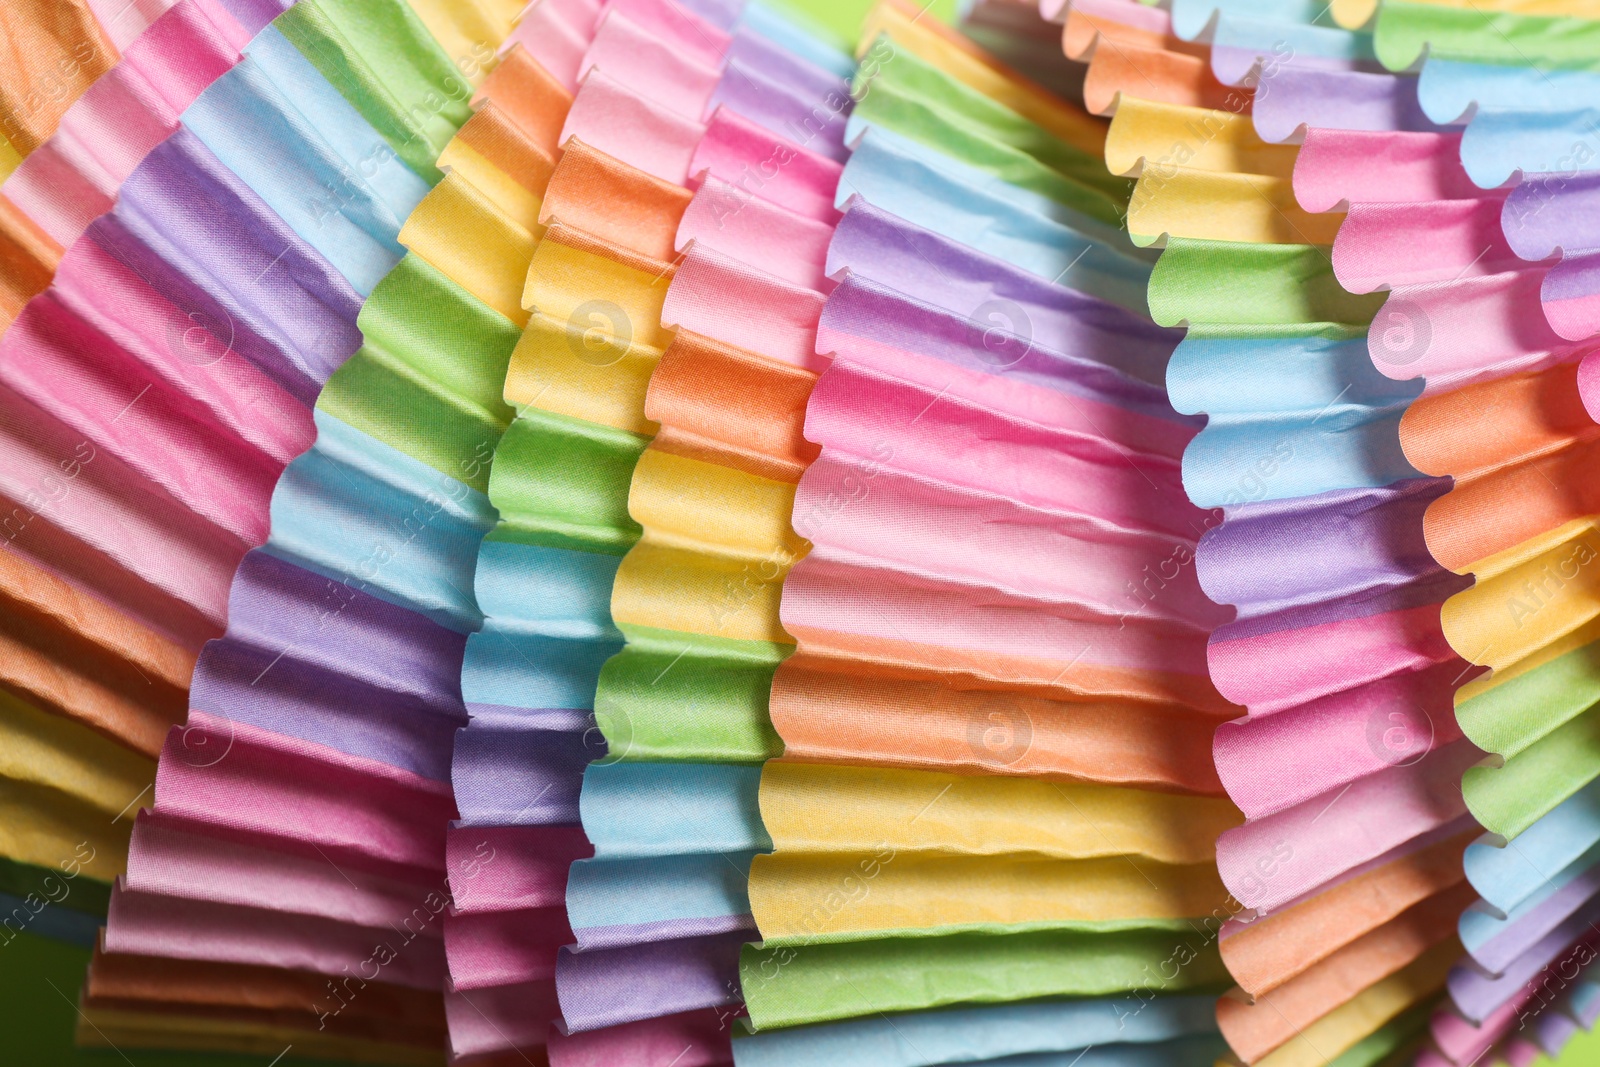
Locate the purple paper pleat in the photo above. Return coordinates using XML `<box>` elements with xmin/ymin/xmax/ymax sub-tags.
<box><xmin>1197</xmin><ymin>477</ymin><xmax>1457</xmax><ymax>623</ymax></box>
<box><xmin>1253</xmin><ymin>66</ymin><xmax>1447</xmax><ymax>144</ymax></box>
<box><xmin>554</xmin><ymin>932</ymin><xmax>744</xmax><ymax>1034</ymax></box>
<box><xmin>825</xmin><ymin>198</ymin><xmax>1183</xmax><ymax>388</ymax></box>
<box><xmin>452</xmin><ymin>722</ymin><xmax>597</xmax><ymax>826</ymax></box>
<box><xmin>190</xmin><ymin>550</ymin><xmax>468</xmax><ymax>780</ymax></box>
<box><xmin>706</xmin><ymin>59</ymin><xmax>850</xmax><ymax>160</ymax></box>
<box><xmin>90</xmin><ymin>127</ymin><xmax>362</xmax><ymax>404</ymax></box>
<box><xmin>217</xmin><ymin>0</ymin><xmax>295</xmax><ymax>36</ymax></box>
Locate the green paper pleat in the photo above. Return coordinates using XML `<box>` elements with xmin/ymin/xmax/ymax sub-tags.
<box><xmin>275</xmin><ymin>0</ymin><xmax>472</xmax><ymax>183</ymax></box>
<box><xmin>597</xmin><ymin>625</ymin><xmax>787</xmax><ymax>763</ymax></box>
<box><xmin>850</xmin><ymin>65</ymin><xmax>1128</xmax><ymax>232</ymax></box>
<box><xmin>738</xmin><ymin>927</ymin><xmax>1229</xmax><ymax>1030</ymax></box>
<box><xmin>1457</xmin><ymin>641</ymin><xmax>1600</xmax><ymax>765</ymax></box>
<box><xmin>320</xmin><ymin>254</ymin><xmax>518</xmax><ymax>492</ymax></box>
<box><xmin>486</xmin><ymin>407</ymin><xmax>647</xmax><ymax>555</ymax></box>
<box><xmin>1149</xmin><ymin>238</ymin><xmax>1384</xmax><ymax>334</ymax></box>
<box><xmin>1464</xmin><ymin>705</ymin><xmax>1600</xmax><ymax>840</ymax></box>
<box><xmin>1373</xmin><ymin>0</ymin><xmax>1600</xmax><ymax>73</ymax></box>
<box><xmin>855</xmin><ymin>40</ymin><xmax>1132</xmax><ymax>215</ymax></box>
<box><xmin>1552</xmin><ymin>1019</ymin><xmax>1600</xmax><ymax>1066</ymax></box>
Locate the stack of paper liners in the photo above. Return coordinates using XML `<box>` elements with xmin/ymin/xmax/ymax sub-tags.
<box><xmin>0</xmin><ymin>0</ymin><xmax>481</xmax><ymax>906</ymax></box>
<box><xmin>0</xmin><ymin>7</ymin><xmax>230</xmax><ymax>1053</ymax></box>
<box><xmin>85</xmin><ymin>0</ymin><xmax>522</xmax><ymax>1056</ymax></box>
<box><xmin>0</xmin><ymin>0</ymin><xmax>519</xmax><ymax>933</ymax></box>
<box><xmin>715</xmin><ymin>4</ymin><xmax>1246</xmax><ymax>1064</ymax></box>
<box><xmin>1314</xmin><ymin>2</ymin><xmax>1600</xmax><ymax>1064</ymax></box>
<box><xmin>0</xmin><ymin>0</ymin><xmax>436</xmax><ymax>1002</ymax></box>
<box><xmin>1066</xmin><ymin>2</ymin><xmax>1489</xmax><ymax>1065</ymax></box>
<box><xmin>26</xmin><ymin>0</ymin><xmax>537</xmax><ymax>1060</ymax></box>
<box><xmin>455</xmin><ymin>0</ymin><xmax>1242</xmax><ymax>1062</ymax></box>
<box><xmin>0</xmin><ymin>0</ymin><xmax>330</xmax><ymax>927</ymax></box>
<box><xmin>0</xmin><ymin>0</ymin><xmax>240</xmax><ymax>970</ymax></box>
<box><xmin>448</xmin><ymin>0</ymin><xmax>862</xmax><ymax>1060</ymax></box>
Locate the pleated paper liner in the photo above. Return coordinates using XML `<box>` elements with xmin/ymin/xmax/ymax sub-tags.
<box><xmin>0</xmin><ymin>0</ymin><xmax>505</xmax><ymax>893</ymax></box>
<box><xmin>462</xmin><ymin>0</ymin><xmax>1239</xmax><ymax>1062</ymax></box>
<box><xmin>0</xmin><ymin>0</ymin><xmax>287</xmax><ymax>959</ymax></box>
<box><xmin>24</xmin><ymin>1</ymin><xmax>532</xmax><ymax>1060</ymax></box>
<box><xmin>1177</xmin><ymin>3</ymin><xmax>1600</xmax><ymax>1064</ymax></box>
<box><xmin>1062</xmin><ymin>3</ymin><xmax>1500</xmax><ymax>1064</ymax></box>
<box><xmin>448</xmin><ymin>0</ymin><xmax>872</xmax><ymax>1059</ymax></box>
<box><xmin>1314</xmin><ymin>4</ymin><xmax>1600</xmax><ymax>1062</ymax></box>
<box><xmin>716</xmin><ymin>7</ymin><xmax>1243</xmax><ymax>1065</ymax></box>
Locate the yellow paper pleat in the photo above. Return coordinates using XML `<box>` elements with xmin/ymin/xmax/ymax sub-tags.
<box><xmin>1441</xmin><ymin>522</ymin><xmax>1600</xmax><ymax>673</ymax></box>
<box><xmin>398</xmin><ymin>171</ymin><xmax>536</xmax><ymax>325</ymax></box>
<box><xmin>1330</xmin><ymin>0</ymin><xmax>1378</xmax><ymax>27</ymax></box>
<box><xmin>437</xmin><ymin>137</ymin><xmax>544</xmax><ymax>232</ymax></box>
<box><xmin>401</xmin><ymin>0</ymin><xmax>523</xmax><ymax>85</ymax></box>
<box><xmin>504</xmin><ymin>312</ymin><xmax>661</xmax><ymax>432</ymax></box>
<box><xmin>750</xmin><ymin>850</ymin><xmax>1226</xmax><ymax>941</ymax></box>
<box><xmin>520</xmin><ymin>237</ymin><xmax>673</xmax><ymax>347</ymax></box>
<box><xmin>1460</xmin><ymin>614</ymin><xmax>1600</xmax><ymax>704</ymax></box>
<box><xmin>612</xmin><ymin>540</ymin><xmax>794</xmax><ymax>644</ymax></box>
<box><xmin>628</xmin><ymin>450</ymin><xmax>805</xmax><ymax>560</ymax></box>
<box><xmin>1128</xmin><ymin>166</ymin><xmax>1342</xmax><ymax>246</ymax></box>
<box><xmin>0</xmin><ymin>776</ymin><xmax>131</xmax><ymax>881</ymax></box>
<box><xmin>0</xmin><ymin>689</ymin><xmax>155</xmax><ymax>817</ymax></box>
<box><xmin>759</xmin><ymin>761</ymin><xmax>1239</xmax><ymax>865</ymax></box>
<box><xmin>0</xmin><ymin>135</ymin><xmax>20</xmax><ymax>182</ymax></box>
<box><xmin>1105</xmin><ymin>98</ymin><xmax>1298</xmax><ymax>179</ymax></box>
<box><xmin>612</xmin><ymin>450</ymin><xmax>805</xmax><ymax>641</ymax></box>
